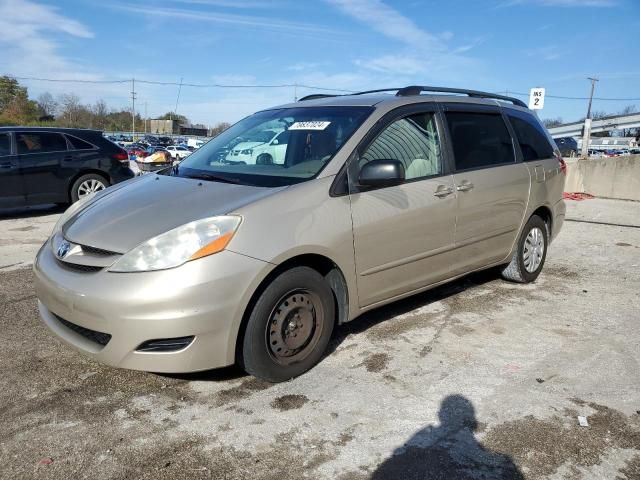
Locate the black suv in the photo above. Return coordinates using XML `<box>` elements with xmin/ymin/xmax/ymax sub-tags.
<box><xmin>554</xmin><ymin>136</ymin><xmax>578</xmax><ymax>157</ymax></box>
<box><xmin>0</xmin><ymin>127</ymin><xmax>134</xmax><ymax>208</ymax></box>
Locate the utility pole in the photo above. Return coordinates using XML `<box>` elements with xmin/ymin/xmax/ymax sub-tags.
<box><xmin>174</xmin><ymin>77</ymin><xmax>183</xmax><ymax>135</ymax></box>
<box><xmin>131</xmin><ymin>78</ymin><xmax>137</xmax><ymax>141</ymax></box>
<box><xmin>294</xmin><ymin>83</ymin><xmax>298</xmax><ymax>102</ymax></box>
<box><xmin>581</xmin><ymin>77</ymin><xmax>599</xmax><ymax>158</ymax></box>
<box><xmin>144</xmin><ymin>101</ymin><xmax>148</xmax><ymax>134</ymax></box>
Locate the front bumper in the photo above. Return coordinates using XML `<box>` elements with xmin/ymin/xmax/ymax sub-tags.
<box><xmin>34</xmin><ymin>242</ymin><xmax>269</xmax><ymax>373</ymax></box>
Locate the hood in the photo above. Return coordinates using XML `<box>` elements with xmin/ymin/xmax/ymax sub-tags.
<box><xmin>64</xmin><ymin>174</ymin><xmax>285</xmax><ymax>253</ymax></box>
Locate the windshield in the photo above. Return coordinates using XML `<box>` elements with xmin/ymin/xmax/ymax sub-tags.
<box><xmin>166</xmin><ymin>106</ymin><xmax>373</xmax><ymax>187</ymax></box>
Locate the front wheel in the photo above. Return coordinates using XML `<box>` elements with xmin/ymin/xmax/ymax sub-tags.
<box><xmin>501</xmin><ymin>215</ymin><xmax>548</xmax><ymax>283</ymax></box>
<box><xmin>240</xmin><ymin>267</ymin><xmax>335</xmax><ymax>382</ymax></box>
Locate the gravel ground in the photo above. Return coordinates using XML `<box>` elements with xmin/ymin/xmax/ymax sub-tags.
<box><xmin>0</xmin><ymin>198</ymin><xmax>639</xmax><ymax>480</ymax></box>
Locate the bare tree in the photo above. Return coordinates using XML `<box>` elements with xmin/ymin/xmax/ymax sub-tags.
<box><xmin>542</xmin><ymin>117</ymin><xmax>563</xmax><ymax>128</ymax></box>
<box><xmin>619</xmin><ymin>105</ymin><xmax>638</xmax><ymax>115</ymax></box>
<box><xmin>36</xmin><ymin>92</ymin><xmax>57</xmax><ymax>118</ymax></box>
<box><xmin>57</xmin><ymin>93</ymin><xmax>82</xmax><ymax>126</ymax></box>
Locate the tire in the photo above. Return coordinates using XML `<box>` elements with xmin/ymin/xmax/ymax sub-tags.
<box><xmin>241</xmin><ymin>267</ymin><xmax>335</xmax><ymax>382</ymax></box>
<box><xmin>501</xmin><ymin>215</ymin><xmax>548</xmax><ymax>283</ymax></box>
<box><xmin>256</xmin><ymin>153</ymin><xmax>273</xmax><ymax>165</ymax></box>
<box><xmin>70</xmin><ymin>173</ymin><xmax>108</xmax><ymax>203</ymax></box>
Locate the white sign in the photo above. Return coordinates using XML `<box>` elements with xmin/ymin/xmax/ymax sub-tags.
<box><xmin>288</xmin><ymin>121</ymin><xmax>331</xmax><ymax>131</ymax></box>
<box><xmin>529</xmin><ymin>88</ymin><xmax>545</xmax><ymax>110</ymax></box>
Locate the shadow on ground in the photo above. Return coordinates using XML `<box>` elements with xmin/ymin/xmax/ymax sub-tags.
<box><xmin>370</xmin><ymin>394</ymin><xmax>524</xmax><ymax>480</ymax></box>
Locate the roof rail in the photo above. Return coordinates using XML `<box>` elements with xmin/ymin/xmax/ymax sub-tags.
<box><xmin>350</xmin><ymin>88</ymin><xmax>403</xmax><ymax>96</ymax></box>
<box><xmin>395</xmin><ymin>85</ymin><xmax>528</xmax><ymax>108</ymax></box>
<box><xmin>297</xmin><ymin>94</ymin><xmax>338</xmax><ymax>102</ymax></box>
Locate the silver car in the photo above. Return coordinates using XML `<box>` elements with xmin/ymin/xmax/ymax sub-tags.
<box><xmin>34</xmin><ymin>86</ymin><xmax>566</xmax><ymax>382</ymax></box>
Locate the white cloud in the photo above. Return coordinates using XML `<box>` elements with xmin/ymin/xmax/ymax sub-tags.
<box><xmin>500</xmin><ymin>0</ymin><xmax>616</xmax><ymax>6</ymax></box>
<box><xmin>325</xmin><ymin>0</ymin><xmax>482</xmax><ymax>83</ymax></box>
<box><xmin>326</xmin><ymin>0</ymin><xmax>444</xmax><ymax>51</ymax></box>
<box><xmin>0</xmin><ymin>0</ymin><xmax>93</xmax><ymax>78</ymax></box>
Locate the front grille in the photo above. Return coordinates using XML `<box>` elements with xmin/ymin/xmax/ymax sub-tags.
<box><xmin>56</xmin><ymin>259</ymin><xmax>103</xmax><ymax>273</ymax></box>
<box><xmin>55</xmin><ymin>314</ymin><xmax>112</xmax><ymax>346</ymax></box>
<box><xmin>80</xmin><ymin>244</ymin><xmax>117</xmax><ymax>256</ymax></box>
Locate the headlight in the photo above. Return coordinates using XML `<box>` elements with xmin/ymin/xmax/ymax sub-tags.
<box><xmin>109</xmin><ymin>215</ymin><xmax>241</xmax><ymax>272</ymax></box>
<box><xmin>51</xmin><ymin>193</ymin><xmax>97</xmax><ymax>236</ymax></box>
<box><xmin>240</xmin><ymin>149</ymin><xmax>253</xmax><ymax>155</ymax></box>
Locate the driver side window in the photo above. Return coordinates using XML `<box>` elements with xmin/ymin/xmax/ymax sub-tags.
<box><xmin>360</xmin><ymin>112</ymin><xmax>442</xmax><ymax>181</ymax></box>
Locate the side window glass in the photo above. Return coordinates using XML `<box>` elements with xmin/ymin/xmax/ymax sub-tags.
<box><xmin>0</xmin><ymin>134</ymin><xmax>11</xmax><ymax>156</ymax></box>
<box><xmin>445</xmin><ymin>112</ymin><xmax>515</xmax><ymax>170</ymax></box>
<box><xmin>66</xmin><ymin>135</ymin><xmax>95</xmax><ymax>151</ymax></box>
<box><xmin>507</xmin><ymin>112</ymin><xmax>555</xmax><ymax>161</ymax></box>
<box><xmin>16</xmin><ymin>133</ymin><xmax>68</xmax><ymax>154</ymax></box>
<box><xmin>360</xmin><ymin>112</ymin><xmax>441</xmax><ymax>181</ymax></box>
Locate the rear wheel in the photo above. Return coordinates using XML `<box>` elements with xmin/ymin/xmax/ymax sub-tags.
<box><xmin>501</xmin><ymin>215</ymin><xmax>548</xmax><ymax>283</ymax></box>
<box><xmin>71</xmin><ymin>173</ymin><xmax>108</xmax><ymax>203</ymax></box>
<box><xmin>241</xmin><ymin>267</ymin><xmax>335</xmax><ymax>382</ymax></box>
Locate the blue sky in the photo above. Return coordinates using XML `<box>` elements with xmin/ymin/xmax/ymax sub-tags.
<box><xmin>1</xmin><ymin>0</ymin><xmax>638</xmax><ymax>126</ymax></box>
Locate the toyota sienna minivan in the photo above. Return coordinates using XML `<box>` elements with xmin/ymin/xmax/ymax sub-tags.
<box><xmin>34</xmin><ymin>86</ymin><xmax>566</xmax><ymax>382</ymax></box>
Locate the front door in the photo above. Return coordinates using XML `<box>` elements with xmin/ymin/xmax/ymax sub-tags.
<box><xmin>349</xmin><ymin>106</ymin><xmax>458</xmax><ymax>307</ymax></box>
<box><xmin>442</xmin><ymin>106</ymin><xmax>530</xmax><ymax>273</ymax></box>
<box><xmin>0</xmin><ymin>132</ymin><xmax>25</xmax><ymax>208</ymax></box>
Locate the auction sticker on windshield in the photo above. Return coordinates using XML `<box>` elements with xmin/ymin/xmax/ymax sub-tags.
<box><xmin>288</xmin><ymin>121</ymin><xmax>331</xmax><ymax>130</ymax></box>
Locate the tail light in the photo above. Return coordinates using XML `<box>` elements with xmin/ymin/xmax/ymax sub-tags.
<box><xmin>112</xmin><ymin>149</ymin><xmax>129</xmax><ymax>163</ymax></box>
<box><xmin>556</xmin><ymin>152</ymin><xmax>567</xmax><ymax>175</ymax></box>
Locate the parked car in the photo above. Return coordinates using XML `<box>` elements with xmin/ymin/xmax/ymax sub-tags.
<box><xmin>126</xmin><ymin>145</ymin><xmax>148</xmax><ymax>159</ymax></box>
<box><xmin>165</xmin><ymin>145</ymin><xmax>192</xmax><ymax>160</ymax></box>
<box><xmin>187</xmin><ymin>138</ymin><xmax>205</xmax><ymax>149</ymax></box>
<box><xmin>158</xmin><ymin>136</ymin><xmax>173</xmax><ymax>146</ymax></box>
<box><xmin>34</xmin><ymin>86</ymin><xmax>566</xmax><ymax>382</ymax></box>
<box><xmin>553</xmin><ymin>136</ymin><xmax>578</xmax><ymax>157</ymax></box>
<box><xmin>0</xmin><ymin>127</ymin><xmax>134</xmax><ymax>207</ymax></box>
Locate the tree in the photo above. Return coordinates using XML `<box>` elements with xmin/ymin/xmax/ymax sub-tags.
<box><xmin>158</xmin><ymin>111</ymin><xmax>189</xmax><ymax>126</ymax></box>
<box><xmin>0</xmin><ymin>76</ymin><xmax>27</xmax><ymax>111</ymax></box>
<box><xmin>92</xmin><ymin>100</ymin><xmax>109</xmax><ymax>130</ymax></box>
<box><xmin>542</xmin><ymin>118</ymin><xmax>563</xmax><ymax>128</ymax></box>
<box><xmin>619</xmin><ymin>105</ymin><xmax>638</xmax><ymax>115</ymax></box>
<box><xmin>37</xmin><ymin>92</ymin><xmax>57</xmax><ymax>118</ymax></box>
<box><xmin>209</xmin><ymin>122</ymin><xmax>231</xmax><ymax>137</ymax></box>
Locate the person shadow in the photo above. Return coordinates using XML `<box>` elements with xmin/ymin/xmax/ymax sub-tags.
<box><xmin>371</xmin><ymin>395</ymin><xmax>524</xmax><ymax>480</ymax></box>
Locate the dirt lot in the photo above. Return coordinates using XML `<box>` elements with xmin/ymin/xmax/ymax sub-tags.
<box><xmin>1</xmin><ymin>198</ymin><xmax>639</xmax><ymax>480</ymax></box>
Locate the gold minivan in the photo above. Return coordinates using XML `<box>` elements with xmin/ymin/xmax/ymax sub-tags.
<box><xmin>34</xmin><ymin>86</ymin><xmax>566</xmax><ymax>382</ymax></box>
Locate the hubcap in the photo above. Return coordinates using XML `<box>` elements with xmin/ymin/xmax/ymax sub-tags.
<box><xmin>78</xmin><ymin>179</ymin><xmax>105</xmax><ymax>197</ymax></box>
<box><xmin>523</xmin><ymin>227</ymin><xmax>545</xmax><ymax>273</ymax></box>
<box><xmin>266</xmin><ymin>290</ymin><xmax>323</xmax><ymax>365</ymax></box>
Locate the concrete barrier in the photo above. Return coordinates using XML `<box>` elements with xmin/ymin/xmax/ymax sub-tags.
<box><xmin>564</xmin><ymin>155</ymin><xmax>640</xmax><ymax>201</ymax></box>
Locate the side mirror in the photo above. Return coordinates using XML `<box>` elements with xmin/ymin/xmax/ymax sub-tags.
<box><xmin>358</xmin><ymin>159</ymin><xmax>405</xmax><ymax>188</ymax></box>
<box><xmin>272</xmin><ymin>139</ymin><xmax>279</xmax><ymax>145</ymax></box>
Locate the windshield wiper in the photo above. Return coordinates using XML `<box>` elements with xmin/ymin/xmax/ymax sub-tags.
<box><xmin>183</xmin><ymin>172</ymin><xmax>246</xmax><ymax>185</ymax></box>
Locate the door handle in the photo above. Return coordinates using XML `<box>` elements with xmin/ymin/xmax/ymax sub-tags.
<box><xmin>0</xmin><ymin>162</ymin><xmax>14</xmax><ymax>169</ymax></box>
<box><xmin>433</xmin><ymin>186</ymin><xmax>454</xmax><ymax>198</ymax></box>
<box><xmin>63</xmin><ymin>155</ymin><xmax>74</xmax><ymax>162</ymax></box>
<box><xmin>456</xmin><ymin>181</ymin><xmax>474</xmax><ymax>192</ymax></box>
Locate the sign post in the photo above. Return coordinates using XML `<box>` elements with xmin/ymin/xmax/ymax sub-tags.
<box><xmin>529</xmin><ymin>88</ymin><xmax>545</xmax><ymax>110</ymax></box>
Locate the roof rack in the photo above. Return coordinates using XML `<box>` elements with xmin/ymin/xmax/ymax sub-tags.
<box><xmin>297</xmin><ymin>94</ymin><xmax>339</xmax><ymax>102</ymax></box>
<box><xmin>395</xmin><ymin>85</ymin><xmax>527</xmax><ymax>108</ymax></box>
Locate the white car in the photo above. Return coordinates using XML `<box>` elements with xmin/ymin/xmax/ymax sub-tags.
<box><xmin>166</xmin><ymin>145</ymin><xmax>192</xmax><ymax>160</ymax></box>
<box><xmin>226</xmin><ymin>129</ymin><xmax>289</xmax><ymax>165</ymax></box>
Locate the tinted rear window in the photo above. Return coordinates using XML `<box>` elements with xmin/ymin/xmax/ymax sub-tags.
<box><xmin>66</xmin><ymin>135</ymin><xmax>95</xmax><ymax>151</ymax></box>
<box><xmin>445</xmin><ymin>112</ymin><xmax>515</xmax><ymax>170</ymax></box>
<box><xmin>16</xmin><ymin>132</ymin><xmax>68</xmax><ymax>154</ymax></box>
<box><xmin>507</xmin><ymin>111</ymin><xmax>555</xmax><ymax>161</ymax></box>
<box><xmin>0</xmin><ymin>133</ymin><xmax>11</xmax><ymax>156</ymax></box>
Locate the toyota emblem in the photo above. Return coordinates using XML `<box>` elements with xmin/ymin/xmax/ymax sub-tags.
<box><xmin>57</xmin><ymin>240</ymin><xmax>71</xmax><ymax>259</ymax></box>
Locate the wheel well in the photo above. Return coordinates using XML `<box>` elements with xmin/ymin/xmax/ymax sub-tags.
<box><xmin>67</xmin><ymin>170</ymin><xmax>110</xmax><ymax>201</ymax></box>
<box><xmin>235</xmin><ymin>253</ymin><xmax>349</xmax><ymax>362</ymax></box>
<box><xmin>531</xmin><ymin>206</ymin><xmax>552</xmax><ymax>236</ymax></box>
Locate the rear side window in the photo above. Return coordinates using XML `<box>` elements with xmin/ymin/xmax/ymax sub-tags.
<box><xmin>0</xmin><ymin>133</ymin><xmax>11</xmax><ymax>156</ymax></box>
<box><xmin>66</xmin><ymin>135</ymin><xmax>95</xmax><ymax>151</ymax></box>
<box><xmin>445</xmin><ymin>112</ymin><xmax>515</xmax><ymax>170</ymax></box>
<box><xmin>16</xmin><ymin>132</ymin><xmax>68</xmax><ymax>154</ymax></box>
<box><xmin>360</xmin><ymin>112</ymin><xmax>441</xmax><ymax>180</ymax></box>
<box><xmin>507</xmin><ymin>111</ymin><xmax>555</xmax><ymax>161</ymax></box>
